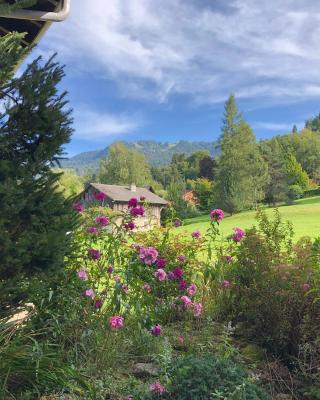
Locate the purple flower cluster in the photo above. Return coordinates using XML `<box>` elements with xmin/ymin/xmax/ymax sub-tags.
<box><xmin>130</xmin><ymin>206</ymin><xmax>145</xmax><ymax>217</ymax></box>
<box><xmin>128</xmin><ymin>197</ymin><xmax>138</xmax><ymax>208</ymax></box>
<box><xmin>88</xmin><ymin>248</ymin><xmax>101</xmax><ymax>260</ymax></box>
<box><xmin>94</xmin><ymin>191</ymin><xmax>107</xmax><ymax>201</ymax></box>
<box><xmin>232</xmin><ymin>227</ymin><xmax>246</xmax><ymax>242</ymax></box>
<box><xmin>72</xmin><ymin>202</ymin><xmax>84</xmax><ymax>213</ymax></box>
<box><xmin>191</xmin><ymin>230</ymin><xmax>201</xmax><ymax>239</ymax></box>
<box><xmin>210</xmin><ymin>208</ymin><xmax>224</xmax><ymax>221</ymax></box>
<box><xmin>86</xmin><ymin>226</ymin><xmax>98</xmax><ymax>235</ymax></box>
<box><xmin>124</xmin><ymin>221</ymin><xmax>135</xmax><ymax>231</ymax></box>
<box><xmin>139</xmin><ymin>246</ymin><xmax>159</xmax><ymax>265</ymax></box>
<box><xmin>151</xmin><ymin>324</ymin><xmax>162</xmax><ymax>336</ymax></box>
<box><xmin>174</xmin><ymin>218</ymin><xmax>182</xmax><ymax>227</ymax></box>
<box><xmin>95</xmin><ymin>215</ymin><xmax>109</xmax><ymax>226</ymax></box>
<box><xmin>156</xmin><ymin>258</ymin><xmax>166</xmax><ymax>268</ymax></box>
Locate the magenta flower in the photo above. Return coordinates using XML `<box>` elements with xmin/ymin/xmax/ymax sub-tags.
<box><xmin>174</xmin><ymin>218</ymin><xmax>182</xmax><ymax>227</ymax></box>
<box><xmin>77</xmin><ymin>268</ymin><xmax>88</xmax><ymax>280</ymax></box>
<box><xmin>107</xmin><ymin>265</ymin><xmax>113</xmax><ymax>274</ymax></box>
<box><xmin>156</xmin><ymin>258</ymin><xmax>166</xmax><ymax>269</ymax></box>
<box><xmin>210</xmin><ymin>208</ymin><xmax>224</xmax><ymax>221</ymax></box>
<box><xmin>178</xmin><ymin>255</ymin><xmax>186</xmax><ymax>263</ymax></box>
<box><xmin>181</xmin><ymin>295</ymin><xmax>193</xmax><ymax>308</ymax></box>
<box><xmin>109</xmin><ymin>315</ymin><xmax>124</xmax><ymax>330</ymax></box>
<box><xmin>232</xmin><ymin>227</ymin><xmax>246</xmax><ymax>242</ymax></box>
<box><xmin>94</xmin><ymin>191</ymin><xmax>107</xmax><ymax>201</ymax></box>
<box><xmin>143</xmin><ymin>283</ymin><xmax>152</xmax><ymax>293</ymax></box>
<box><xmin>173</xmin><ymin>267</ymin><xmax>184</xmax><ymax>279</ymax></box>
<box><xmin>86</xmin><ymin>226</ymin><xmax>98</xmax><ymax>235</ymax></box>
<box><xmin>302</xmin><ymin>283</ymin><xmax>311</xmax><ymax>290</ymax></box>
<box><xmin>223</xmin><ymin>255</ymin><xmax>233</xmax><ymax>262</ymax></box>
<box><xmin>94</xmin><ymin>299</ymin><xmax>104</xmax><ymax>309</ymax></box>
<box><xmin>72</xmin><ymin>201</ymin><xmax>84</xmax><ymax>213</ymax></box>
<box><xmin>139</xmin><ymin>246</ymin><xmax>159</xmax><ymax>265</ymax></box>
<box><xmin>167</xmin><ymin>271</ymin><xmax>175</xmax><ymax>280</ymax></box>
<box><xmin>128</xmin><ymin>197</ymin><xmax>138</xmax><ymax>208</ymax></box>
<box><xmin>95</xmin><ymin>215</ymin><xmax>109</xmax><ymax>226</ymax></box>
<box><xmin>88</xmin><ymin>248</ymin><xmax>101</xmax><ymax>260</ymax></box>
<box><xmin>193</xmin><ymin>303</ymin><xmax>203</xmax><ymax>317</ymax></box>
<box><xmin>187</xmin><ymin>283</ymin><xmax>197</xmax><ymax>296</ymax></box>
<box><xmin>124</xmin><ymin>221</ymin><xmax>135</xmax><ymax>231</ymax></box>
<box><xmin>154</xmin><ymin>268</ymin><xmax>167</xmax><ymax>282</ymax></box>
<box><xmin>191</xmin><ymin>230</ymin><xmax>201</xmax><ymax>239</ymax></box>
<box><xmin>130</xmin><ymin>206</ymin><xmax>145</xmax><ymax>217</ymax></box>
<box><xmin>151</xmin><ymin>324</ymin><xmax>162</xmax><ymax>336</ymax></box>
<box><xmin>222</xmin><ymin>280</ymin><xmax>231</xmax><ymax>289</ymax></box>
<box><xmin>179</xmin><ymin>280</ymin><xmax>188</xmax><ymax>290</ymax></box>
<box><xmin>149</xmin><ymin>382</ymin><xmax>165</xmax><ymax>395</ymax></box>
<box><xmin>85</xmin><ymin>289</ymin><xmax>94</xmax><ymax>298</ymax></box>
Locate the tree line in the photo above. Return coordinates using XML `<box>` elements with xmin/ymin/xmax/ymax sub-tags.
<box><xmin>58</xmin><ymin>95</ymin><xmax>320</xmax><ymax>217</ymax></box>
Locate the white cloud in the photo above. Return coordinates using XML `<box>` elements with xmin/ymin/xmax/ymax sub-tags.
<box><xmin>40</xmin><ymin>0</ymin><xmax>320</xmax><ymax>105</ymax></box>
<box><xmin>252</xmin><ymin>121</ymin><xmax>304</xmax><ymax>131</ymax></box>
<box><xmin>73</xmin><ymin>108</ymin><xmax>142</xmax><ymax>140</ymax></box>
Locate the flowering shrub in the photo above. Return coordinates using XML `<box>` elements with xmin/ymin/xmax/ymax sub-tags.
<box><xmin>68</xmin><ymin>199</ymin><xmax>205</xmax><ymax>331</ymax></box>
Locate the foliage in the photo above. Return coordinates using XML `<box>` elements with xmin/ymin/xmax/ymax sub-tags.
<box><xmin>0</xmin><ymin>0</ymin><xmax>36</xmax><ymax>15</ymax></box>
<box><xmin>54</xmin><ymin>168</ymin><xmax>84</xmax><ymax>198</ymax></box>
<box><xmin>305</xmin><ymin>112</ymin><xmax>320</xmax><ymax>132</ymax></box>
<box><xmin>285</xmin><ymin>153</ymin><xmax>310</xmax><ymax>190</ymax></box>
<box><xmin>215</xmin><ymin>95</ymin><xmax>269</xmax><ymax>213</ymax></box>
<box><xmin>0</xmin><ymin>33</ymin><xmax>28</xmax><ymax>84</ymax></box>
<box><xmin>215</xmin><ymin>209</ymin><xmax>320</xmax><ymax>358</ymax></box>
<box><xmin>99</xmin><ymin>141</ymin><xmax>153</xmax><ymax>186</ymax></box>
<box><xmin>0</xmin><ymin>47</ymin><xmax>77</xmax><ymax>311</ymax></box>
<box><xmin>138</xmin><ymin>355</ymin><xmax>270</xmax><ymax>400</ymax></box>
<box><xmin>187</xmin><ymin>177</ymin><xmax>214</xmax><ymax>211</ymax></box>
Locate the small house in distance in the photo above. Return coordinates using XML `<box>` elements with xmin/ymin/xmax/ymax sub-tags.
<box><xmin>82</xmin><ymin>183</ymin><xmax>168</xmax><ymax>229</ymax></box>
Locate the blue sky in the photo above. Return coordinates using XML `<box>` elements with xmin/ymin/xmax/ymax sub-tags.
<box><xmin>32</xmin><ymin>0</ymin><xmax>320</xmax><ymax>156</ymax></box>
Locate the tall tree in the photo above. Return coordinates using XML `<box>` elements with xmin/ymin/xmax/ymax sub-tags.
<box><xmin>215</xmin><ymin>95</ymin><xmax>268</xmax><ymax>213</ymax></box>
<box><xmin>0</xmin><ymin>34</ymin><xmax>76</xmax><ymax>309</ymax></box>
<box><xmin>199</xmin><ymin>155</ymin><xmax>217</xmax><ymax>181</ymax></box>
<box><xmin>305</xmin><ymin>112</ymin><xmax>320</xmax><ymax>132</ymax></box>
<box><xmin>99</xmin><ymin>141</ymin><xmax>152</xmax><ymax>186</ymax></box>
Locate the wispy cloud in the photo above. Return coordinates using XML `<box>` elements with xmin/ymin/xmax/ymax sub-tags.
<box><xmin>73</xmin><ymin>108</ymin><xmax>142</xmax><ymax>140</ymax></box>
<box><xmin>252</xmin><ymin>121</ymin><xmax>304</xmax><ymax>131</ymax></box>
<box><xmin>40</xmin><ymin>0</ymin><xmax>320</xmax><ymax>106</ymax></box>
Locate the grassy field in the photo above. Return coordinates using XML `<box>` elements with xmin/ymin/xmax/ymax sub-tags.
<box><xmin>180</xmin><ymin>196</ymin><xmax>320</xmax><ymax>240</ymax></box>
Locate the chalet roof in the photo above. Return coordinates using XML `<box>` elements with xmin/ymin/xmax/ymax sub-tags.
<box><xmin>89</xmin><ymin>183</ymin><xmax>168</xmax><ymax>206</ymax></box>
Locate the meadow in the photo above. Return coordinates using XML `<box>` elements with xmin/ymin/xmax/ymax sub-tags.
<box><xmin>181</xmin><ymin>196</ymin><xmax>320</xmax><ymax>240</ymax></box>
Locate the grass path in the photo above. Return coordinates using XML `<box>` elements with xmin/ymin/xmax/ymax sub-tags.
<box><xmin>180</xmin><ymin>196</ymin><xmax>320</xmax><ymax>240</ymax></box>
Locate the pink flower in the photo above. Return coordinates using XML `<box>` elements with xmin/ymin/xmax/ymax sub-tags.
<box><xmin>95</xmin><ymin>215</ymin><xmax>109</xmax><ymax>226</ymax></box>
<box><xmin>173</xmin><ymin>267</ymin><xmax>184</xmax><ymax>279</ymax></box>
<box><xmin>107</xmin><ymin>265</ymin><xmax>113</xmax><ymax>273</ymax></box>
<box><xmin>130</xmin><ymin>206</ymin><xmax>145</xmax><ymax>217</ymax></box>
<box><xmin>178</xmin><ymin>255</ymin><xmax>186</xmax><ymax>263</ymax></box>
<box><xmin>128</xmin><ymin>197</ymin><xmax>138</xmax><ymax>208</ymax></box>
<box><xmin>222</xmin><ymin>280</ymin><xmax>231</xmax><ymax>289</ymax></box>
<box><xmin>210</xmin><ymin>208</ymin><xmax>224</xmax><ymax>221</ymax></box>
<box><xmin>223</xmin><ymin>255</ymin><xmax>233</xmax><ymax>262</ymax></box>
<box><xmin>72</xmin><ymin>201</ymin><xmax>84</xmax><ymax>213</ymax></box>
<box><xmin>139</xmin><ymin>246</ymin><xmax>159</xmax><ymax>265</ymax></box>
<box><xmin>177</xmin><ymin>335</ymin><xmax>184</xmax><ymax>344</ymax></box>
<box><xmin>151</xmin><ymin>324</ymin><xmax>162</xmax><ymax>336</ymax></box>
<box><xmin>149</xmin><ymin>382</ymin><xmax>165</xmax><ymax>395</ymax></box>
<box><xmin>114</xmin><ymin>275</ymin><xmax>121</xmax><ymax>283</ymax></box>
<box><xmin>174</xmin><ymin>218</ymin><xmax>182</xmax><ymax>227</ymax></box>
<box><xmin>156</xmin><ymin>258</ymin><xmax>166</xmax><ymax>268</ymax></box>
<box><xmin>85</xmin><ymin>289</ymin><xmax>94</xmax><ymax>298</ymax></box>
<box><xmin>302</xmin><ymin>283</ymin><xmax>311</xmax><ymax>290</ymax></box>
<box><xmin>143</xmin><ymin>283</ymin><xmax>152</xmax><ymax>293</ymax></box>
<box><xmin>109</xmin><ymin>315</ymin><xmax>124</xmax><ymax>330</ymax></box>
<box><xmin>181</xmin><ymin>295</ymin><xmax>193</xmax><ymax>308</ymax></box>
<box><xmin>191</xmin><ymin>230</ymin><xmax>201</xmax><ymax>239</ymax></box>
<box><xmin>88</xmin><ymin>248</ymin><xmax>101</xmax><ymax>260</ymax></box>
<box><xmin>94</xmin><ymin>191</ymin><xmax>107</xmax><ymax>201</ymax></box>
<box><xmin>232</xmin><ymin>227</ymin><xmax>246</xmax><ymax>242</ymax></box>
<box><xmin>167</xmin><ymin>271</ymin><xmax>175</xmax><ymax>280</ymax></box>
<box><xmin>122</xmin><ymin>284</ymin><xmax>129</xmax><ymax>294</ymax></box>
<box><xmin>193</xmin><ymin>303</ymin><xmax>203</xmax><ymax>317</ymax></box>
<box><xmin>154</xmin><ymin>268</ymin><xmax>167</xmax><ymax>282</ymax></box>
<box><xmin>124</xmin><ymin>221</ymin><xmax>135</xmax><ymax>231</ymax></box>
<box><xmin>86</xmin><ymin>226</ymin><xmax>98</xmax><ymax>235</ymax></box>
<box><xmin>187</xmin><ymin>283</ymin><xmax>197</xmax><ymax>296</ymax></box>
<box><xmin>78</xmin><ymin>268</ymin><xmax>87</xmax><ymax>280</ymax></box>
<box><xmin>179</xmin><ymin>280</ymin><xmax>188</xmax><ymax>290</ymax></box>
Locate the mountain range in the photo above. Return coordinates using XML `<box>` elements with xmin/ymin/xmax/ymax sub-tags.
<box><xmin>62</xmin><ymin>140</ymin><xmax>219</xmax><ymax>173</ymax></box>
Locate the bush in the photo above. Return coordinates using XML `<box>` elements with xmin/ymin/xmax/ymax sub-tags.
<box><xmin>288</xmin><ymin>184</ymin><xmax>304</xmax><ymax>201</ymax></box>
<box><xmin>215</xmin><ymin>210</ymin><xmax>320</xmax><ymax>358</ymax></box>
<box><xmin>135</xmin><ymin>355</ymin><xmax>270</xmax><ymax>400</ymax></box>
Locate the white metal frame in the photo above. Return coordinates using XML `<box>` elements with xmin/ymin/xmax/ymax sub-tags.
<box><xmin>0</xmin><ymin>0</ymin><xmax>70</xmax><ymax>22</ymax></box>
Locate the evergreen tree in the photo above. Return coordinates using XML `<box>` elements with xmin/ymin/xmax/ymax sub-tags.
<box><xmin>0</xmin><ymin>35</ymin><xmax>76</xmax><ymax>308</ymax></box>
<box><xmin>99</xmin><ymin>141</ymin><xmax>152</xmax><ymax>186</ymax></box>
<box><xmin>199</xmin><ymin>155</ymin><xmax>217</xmax><ymax>181</ymax></box>
<box><xmin>305</xmin><ymin>112</ymin><xmax>320</xmax><ymax>132</ymax></box>
<box><xmin>292</xmin><ymin>124</ymin><xmax>298</xmax><ymax>133</ymax></box>
<box><xmin>215</xmin><ymin>95</ymin><xmax>268</xmax><ymax>213</ymax></box>
<box><xmin>285</xmin><ymin>153</ymin><xmax>310</xmax><ymax>190</ymax></box>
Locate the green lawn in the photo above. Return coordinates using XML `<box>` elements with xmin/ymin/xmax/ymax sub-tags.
<box><xmin>180</xmin><ymin>196</ymin><xmax>320</xmax><ymax>240</ymax></box>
